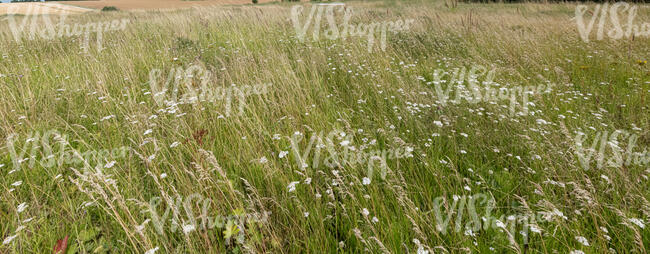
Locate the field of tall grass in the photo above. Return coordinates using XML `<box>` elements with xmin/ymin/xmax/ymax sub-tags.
<box><xmin>0</xmin><ymin>0</ymin><xmax>648</xmax><ymax>253</ymax></box>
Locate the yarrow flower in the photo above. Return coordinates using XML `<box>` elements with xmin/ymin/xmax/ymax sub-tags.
<box><xmin>529</xmin><ymin>224</ymin><xmax>542</xmax><ymax>233</ymax></box>
<box><xmin>144</xmin><ymin>247</ymin><xmax>159</xmax><ymax>254</ymax></box>
<box><xmin>182</xmin><ymin>224</ymin><xmax>196</xmax><ymax>234</ymax></box>
<box><xmin>17</xmin><ymin>202</ymin><xmax>28</xmax><ymax>213</ymax></box>
<box><xmin>104</xmin><ymin>161</ymin><xmax>116</xmax><ymax>169</ymax></box>
<box><xmin>575</xmin><ymin>236</ymin><xmax>589</xmax><ymax>246</ymax></box>
<box><xmin>495</xmin><ymin>220</ymin><xmax>505</xmax><ymax>229</ymax></box>
<box><xmin>628</xmin><ymin>218</ymin><xmax>645</xmax><ymax>229</ymax></box>
<box><xmin>2</xmin><ymin>234</ymin><xmax>18</xmax><ymax>245</ymax></box>
<box><xmin>287</xmin><ymin>181</ymin><xmax>300</xmax><ymax>192</ymax></box>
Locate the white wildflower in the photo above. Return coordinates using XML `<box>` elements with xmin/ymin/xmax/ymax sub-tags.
<box><xmin>104</xmin><ymin>161</ymin><xmax>116</xmax><ymax>169</ymax></box>
<box><xmin>287</xmin><ymin>181</ymin><xmax>300</xmax><ymax>192</ymax></box>
<box><xmin>529</xmin><ymin>224</ymin><xmax>542</xmax><ymax>233</ymax></box>
<box><xmin>575</xmin><ymin>236</ymin><xmax>589</xmax><ymax>246</ymax></box>
<box><xmin>145</xmin><ymin>247</ymin><xmax>160</xmax><ymax>254</ymax></box>
<box><xmin>628</xmin><ymin>218</ymin><xmax>645</xmax><ymax>228</ymax></box>
<box><xmin>2</xmin><ymin>234</ymin><xmax>18</xmax><ymax>245</ymax></box>
<box><xmin>495</xmin><ymin>220</ymin><xmax>505</xmax><ymax>229</ymax></box>
<box><xmin>600</xmin><ymin>174</ymin><xmax>610</xmax><ymax>183</ymax></box>
<box><xmin>17</xmin><ymin>202</ymin><xmax>27</xmax><ymax>213</ymax></box>
<box><xmin>182</xmin><ymin>224</ymin><xmax>196</xmax><ymax>234</ymax></box>
<box><xmin>100</xmin><ymin>115</ymin><xmax>115</xmax><ymax>121</ymax></box>
<box><xmin>536</xmin><ymin>119</ymin><xmax>549</xmax><ymax>125</ymax></box>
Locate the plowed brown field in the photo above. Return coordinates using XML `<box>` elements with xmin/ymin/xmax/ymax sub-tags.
<box><xmin>63</xmin><ymin>0</ymin><xmax>277</xmax><ymax>10</ymax></box>
<box><xmin>0</xmin><ymin>2</ymin><xmax>92</xmax><ymax>15</ymax></box>
<box><xmin>0</xmin><ymin>0</ymin><xmax>278</xmax><ymax>15</ymax></box>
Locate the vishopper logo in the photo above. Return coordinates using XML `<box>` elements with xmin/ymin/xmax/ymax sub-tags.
<box><xmin>6</xmin><ymin>4</ymin><xmax>129</xmax><ymax>53</ymax></box>
<box><xmin>573</xmin><ymin>129</ymin><xmax>649</xmax><ymax>170</ymax></box>
<box><xmin>419</xmin><ymin>65</ymin><xmax>555</xmax><ymax>116</ymax></box>
<box><xmin>142</xmin><ymin>193</ymin><xmax>269</xmax><ymax>243</ymax></box>
<box><xmin>289</xmin><ymin>129</ymin><xmax>413</xmax><ymax>181</ymax></box>
<box><xmin>4</xmin><ymin>129</ymin><xmax>129</xmax><ymax>172</ymax></box>
<box><xmin>290</xmin><ymin>4</ymin><xmax>415</xmax><ymax>52</ymax></box>
<box><xmin>430</xmin><ymin>193</ymin><xmax>545</xmax><ymax>244</ymax></box>
<box><xmin>148</xmin><ymin>64</ymin><xmax>272</xmax><ymax>117</ymax></box>
<box><xmin>575</xmin><ymin>2</ymin><xmax>650</xmax><ymax>42</ymax></box>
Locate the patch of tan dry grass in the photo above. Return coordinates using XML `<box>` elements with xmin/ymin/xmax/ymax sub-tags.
<box><xmin>62</xmin><ymin>0</ymin><xmax>277</xmax><ymax>11</ymax></box>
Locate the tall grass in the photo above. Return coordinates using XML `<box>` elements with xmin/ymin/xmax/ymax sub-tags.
<box><xmin>0</xmin><ymin>1</ymin><xmax>648</xmax><ymax>253</ymax></box>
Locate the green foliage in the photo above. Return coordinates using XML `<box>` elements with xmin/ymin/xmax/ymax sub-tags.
<box><xmin>101</xmin><ymin>6</ymin><xmax>119</xmax><ymax>12</ymax></box>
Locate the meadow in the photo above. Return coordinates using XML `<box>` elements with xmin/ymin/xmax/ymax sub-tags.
<box><xmin>0</xmin><ymin>0</ymin><xmax>649</xmax><ymax>253</ymax></box>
